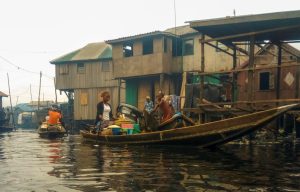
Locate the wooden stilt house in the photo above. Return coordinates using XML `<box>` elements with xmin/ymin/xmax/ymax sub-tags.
<box><xmin>50</xmin><ymin>42</ymin><xmax>124</xmax><ymax>125</ymax></box>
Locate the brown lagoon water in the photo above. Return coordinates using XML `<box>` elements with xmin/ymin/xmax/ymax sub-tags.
<box><xmin>0</xmin><ymin>130</ymin><xmax>300</xmax><ymax>192</ymax></box>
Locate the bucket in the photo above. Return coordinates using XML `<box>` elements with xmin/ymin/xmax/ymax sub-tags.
<box><xmin>133</xmin><ymin>124</ymin><xmax>140</xmax><ymax>134</ymax></box>
<box><xmin>127</xmin><ymin>129</ymin><xmax>133</xmax><ymax>135</ymax></box>
<box><xmin>112</xmin><ymin>128</ymin><xmax>121</xmax><ymax>135</ymax></box>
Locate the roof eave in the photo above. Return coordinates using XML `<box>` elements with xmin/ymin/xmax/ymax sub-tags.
<box><xmin>106</xmin><ymin>32</ymin><xmax>180</xmax><ymax>44</ymax></box>
<box><xmin>188</xmin><ymin>10</ymin><xmax>300</xmax><ymax>28</ymax></box>
<box><xmin>50</xmin><ymin>58</ymin><xmax>112</xmax><ymax>65</ymax></box>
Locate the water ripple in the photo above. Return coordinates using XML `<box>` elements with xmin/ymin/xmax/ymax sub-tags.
<box><xmin>0</xmin><ymin>131</ymin><xmax>300</xmax><ymax>191</ymax></box>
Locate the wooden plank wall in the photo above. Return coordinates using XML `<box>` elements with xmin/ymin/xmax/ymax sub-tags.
<box><xmin>112</xmin><ymin>37</ymin><xmax>174</xmax><ymax>78</ymax></box>
<box><xmin>74</xmin><ymin>87</ymin><xmax>120</xmax><ymax>120</ymax></box>
<box><xmin>181</xmin><ymin>35</ymin><xmax>235</xmax><ymax>73</ymax></box>
<box><xmin>55</xmin><ymin>60</ymin><xmax>118</xmax><ymax>90</ymax></box>
<box><xmin>237</xmin><ymin>45</ymin><xmax>300</xmax><ymax>106</ymax></box>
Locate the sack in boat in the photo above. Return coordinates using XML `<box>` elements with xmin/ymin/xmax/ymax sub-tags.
<box><xmin>101</xmin><ymin>128</ymin><xmax>112</xmax><ymax>135</ymax></box>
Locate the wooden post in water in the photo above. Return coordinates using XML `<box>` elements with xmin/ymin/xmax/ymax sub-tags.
<box><xmin>248</xmin><ymin>36</ymin><xmax>255</xmax><ymax>109</ymax></box>
<box><xmin>199</xmin><ymin>34</ymin><xmax>205</xmax><ymax>123</ymax></box>
<box><xmin>284</xmin><ymin>113</ymin><xmax>294</xmax><ymax>135</ymax></box>
<box><xmin>7</xmin><ymin>73</ymin><xmax>15</xmax><ymax>129</ymax></box>
<box><xmin>54</xmin><ymin>77</ymin><xmax>57</xmax><ymax>104</ymax></box>
<box><xmin>295</xmin><ymin>117</ymin><xmax>300</xmax><ymax>139</ymax></box>
<box><xmin>37</xmin><ymin>71</ymin><xmax>42</xmax><ymax>111</ymax></box>
<box><xmin>30</xmin><ymin>84</ymin><xmax>33</xmax><ymax>103</ymax></box>
<box><xmin>232</xmin><ymin>45</ymin><xmax>237</xmax><ymax>104</ymax></box>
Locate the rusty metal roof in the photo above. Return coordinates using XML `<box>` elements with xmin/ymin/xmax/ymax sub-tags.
<box><xmin>188</xmin><ymin>10</ymin><xmax>300</xmax><ymax>43</ymax></box>
<box><xmin>164</xmin><ymin>25</ymin><xmax>198</xmax><ymax>36</ymax></box>
<box><xmin>50</xmin><ymin>42</ymin><xmax>112</xmax><ymax>64</ymax></box>
<box><xmin>106</xmin><ymin>31</ymin><xmax>179</xmax><ymax>44</ymax></box>
<box><xmin>0</xmin><ymin>91</ymin><xmax>8</xmax><ymax>97</ymax></box>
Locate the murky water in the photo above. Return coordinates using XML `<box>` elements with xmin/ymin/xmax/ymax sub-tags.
<box><xmin>0</xmin><ymin>130</ymin><xmax>300</xmax><ymax>192</ymax></box>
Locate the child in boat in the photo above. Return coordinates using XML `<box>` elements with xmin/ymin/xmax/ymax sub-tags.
<box><xmin>152</xmin><ymin>91</ymin><xmax>174</xmax><ymax>123</ymax></box>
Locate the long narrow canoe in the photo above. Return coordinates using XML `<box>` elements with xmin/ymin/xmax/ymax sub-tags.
<box><xmin>80</xmin><ymin>104</ymin><xmax>298</xmax><ymax>147</ymax></box>
<box><xmin>37</xmin><ymin>122</ymin><xmax>67</xmax><ymax>139</ymax></box>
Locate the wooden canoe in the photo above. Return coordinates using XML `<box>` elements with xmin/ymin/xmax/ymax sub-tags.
<box><xmin>80</xmin><ymin>104</ymin><xmax>298</xmax><ymax>147</ymax></box>
<box><xmin>0</xmin><ymin>125</ymin><xmax>14</xmax><ymax>133</ymax></box>
<box><xmin>37</xmin><ymin>122</ymin><xmax>67</xmax><ymax>139</ymax></box>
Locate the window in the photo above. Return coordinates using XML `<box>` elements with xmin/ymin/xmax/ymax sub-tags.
<box><xmin>164</xmin><ymin>37</ymin><xmax>168</xmax><ymax>53</ymax></box>
<box><xmin>290</xmin><ymin>55</ymin><xmax>297</xmax><ymax>61</ymax></box>
<box><xmin>101</xmin><ymin>61</ymin><xmax>110</xmax><ymax>72</ymax></box>
<box><xmin>259</xmin><ymin>72</ymin><xmax>274</xmax><ymax>90</ymax></box>
<box><xmin>172</xmin><ymin>38</ymin><xmax>182</xmax><ymax>57</ymax></box>
<box><xmin>59</xmin><ymin>64</ymin><xmax>69</xmax><ymax>75</ymax></box>
<box><xmin>80</xmin><ymin>91</ymin><xmax>88</xmax><ymax>105</ymax></box>
<box><xmin>77</xmin><ymin>63</ymin><xmax>85</xmax><ymax>74</ymax></box>
<box><xmin>183</xmin><ymin>39</ymin><xmax>194</xmax><ymax>56</ymax></box>
<box><xmin>142</xmin><ymin>38</ymin><xmax>153</xmax><ymax>55</ymax></box>
<box><xmin>123</xmin><ymin>42</ymin><xmax>133</xmax><ymax>57</ymax></box>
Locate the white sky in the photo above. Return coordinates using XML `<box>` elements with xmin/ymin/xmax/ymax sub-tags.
<box><xmin>0</xmin><ymin>0</ymin><xmax>299</xmax><ymax>107</ymax></box>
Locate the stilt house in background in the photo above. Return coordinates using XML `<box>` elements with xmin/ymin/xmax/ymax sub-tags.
<box><xmin>106</xmin><ymin>26</ymin><xmax>235</xmax><ymax>110</ymax></box>
<box><xmin>50</xmin><ymin>42</ymin><xmax>124</xmax><ymax>125</ymax></box>
<box><xmin>188</xmin><ymin>10</ymin><xmax>300</xmax><ymax>122</ymax></box>
<box><xmin>0</xmin><ymin>91</ymin><xmax>8</xmax><ymax>109</ymax></box>
<box><xmin>106</xmin><ymin>31</ymin><xmax>182</xmax><ymax>110</ymax></box>
<box><xmin>238</xmin><ymin>43</ymin><xmax>300</xmax><ymax>108</ymax></box>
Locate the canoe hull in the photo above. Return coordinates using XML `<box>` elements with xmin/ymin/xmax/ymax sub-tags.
<box><xmin>37</xmin><ymin>123</ymin><xmax>66</xmax><ymax>139</ymax></box>
<box><xmin>81</xmin><ymin>104</ymin><xmax>298</xmax><ymax>147</ymax></box>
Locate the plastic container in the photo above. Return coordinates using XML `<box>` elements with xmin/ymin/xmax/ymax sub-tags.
<box><xmin>121</xmin><ymin>123</ymin><xmax>134</xmax><ymax>129</ymax></box>
<box><xmin>127</xmin><ymin>129</ymin><xmax>133</xmax><ymax>135</ymax></box>
<box><xmin>112</xmin><ymin>128</ymin><xmax>121</xmax><ymax>135</ymax></box>
<box><xmin>133</xmin><ymin>124</ymin><xmax>141</xmax><ymax>134</ymax></box>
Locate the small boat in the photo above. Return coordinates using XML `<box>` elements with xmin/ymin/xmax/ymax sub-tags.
<box><xmin>80</xmin><ymin>104</ymin><xmax>298</xmax><ymax>147</ymax></box>
<box><xmin>0</xmin><ymin>125</ymin><xmax>14</xmax><ymax>133</ymax></box>
<box><xmin>0</xmin><ymin>119</ymin><xmax>14</xmax><ymax>133</ymax></box>
<box><xmin>37</xmin><ymin>122</ymin><xmax>67</xmax><ymax>139</ymax></box>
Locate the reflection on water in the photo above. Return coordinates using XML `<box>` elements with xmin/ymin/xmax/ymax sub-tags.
<box><xmin>0</xmin><ymin>130</ymin><xmax>300</xmax><ymax>192</ymax></box>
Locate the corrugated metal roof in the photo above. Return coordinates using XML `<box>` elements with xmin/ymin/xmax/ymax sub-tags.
<box><xmin>50</xmin><ymin>42</ymin><xmax>112</xmax><ymax>64</ymax></box>
<box><xmin>106</xmin><ymin>31</ymin><xmax>179</xmax><ymax>44</ymax></box>
<box><xmin>0</xmin><ymin>91</ymin><xmax>8</xmax><ymax>97</ymax></box>
<box><xmin>164</xmin><ymin>25</ymin><xmax>198</xmax><ymax>36</ymax></box>
<box><xmin>188</xmin><ymin>10</ymin><xmax>300</xmax><ymax>42</ymax></box>
<box><xmin>14</xmin><ymin>103</ymin><xmax>35</xmax><ymax>112</ymax></box>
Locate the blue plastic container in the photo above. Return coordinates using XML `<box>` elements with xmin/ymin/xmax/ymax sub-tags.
<box><xmin>127</xmin><ymin>129</ymin><xmax>133</xmax><ymax>135</ymax></box>
<box><xmin>112</xmin><ymin>128</ymin><xmax>121</xmax><ymax>135</ymax></box>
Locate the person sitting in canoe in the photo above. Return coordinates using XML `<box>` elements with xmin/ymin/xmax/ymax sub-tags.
<box><xmin>94</xmin><ymin>91</ymin><xmax>114</xmax><ymax>133</ymax></box>
<box><xmin>48</xmin><ymin>105</ymin><xmax>62</xmax><ymax>125</ymax></box>
<box><xmin>152</xmin><ymin>91</ymin><xmax>174</xmax><ymax>124</ymax></box>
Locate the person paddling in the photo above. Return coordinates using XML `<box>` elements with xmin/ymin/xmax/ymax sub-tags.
<box><xmin>152</xmin><ymin>91</ymin><xmax>174</xmax><ymax>123</ymax></box>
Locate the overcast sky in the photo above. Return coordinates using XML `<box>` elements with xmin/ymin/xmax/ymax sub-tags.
<box><xmin>0</xmin><ymin>0</ymin><xmax>299</xmax><ymax>107</ymax></box>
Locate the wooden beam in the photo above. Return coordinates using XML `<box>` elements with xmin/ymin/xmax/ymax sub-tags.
<box><xmin>200</xmin><ymin>34</ymin><xmax>205</xmax><ymax>123</ymax></box>
<box><xmin>248</xmin><ymin>36</ymin><xmax>255</xmax><ymax>105</ymax></box>
<box><xmin>198</xmin><ymin>98</ymin><xmax>300</xmax><ymax>106</ymax></box>
<box><xmin>202</xmin><ymin>24</ymin><xmax>300</xmax><ymax>43</ymax></box>
<box><xmin>232</xmin><ymin>46</ymin><xmax>237</xmax><ymax>103</ymax></box>
<box><xmin>280</xmin><ymin>44</ymin><xmax>300</xmax><ymax>58</ymax></box>
<box><xmin>191</xmin><ymin>61</ymin><xmax>300</xmax><ymax>75</ymax></box>
<box><xmin>234</xmin><ymin>45</ymin><xmax>249</xmax><ymax>56</ymax></box>
<box><xmin>204</xmin><ymin>41</ymin><xmax>233</xmax><ymax>56</ymax></box>
<box><xmin>200</xmin><ymin>34</ymin><xmax>205</xmax><ymax>102</ymax></box>
<box><xmin>256</xmin><ymin>44</ymin><xmax>277</xmax><ymax>57</ymax></box>
<box><xmin>276</xmin><ymin>43</ymin><xmax>282</xmax><ymax>106</ymax></box>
